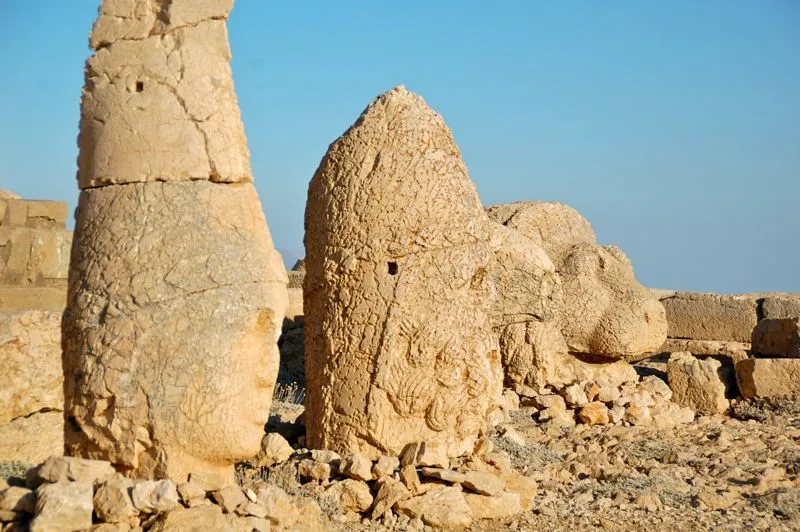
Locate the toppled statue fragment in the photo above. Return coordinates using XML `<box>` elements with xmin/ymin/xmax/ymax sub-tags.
<box><xmin>487</xmin><ymin>201</ymin><xmax>667</xmax><ymax>361</ymax></box>
<box><xmin>304</xmin><ymin>86</ymin><xmax>502</xmax><ymax>459</ymax></box>
<box><xmin>64</xmin><ymin>0</ymin><xmax>287</xmax><ymax>482</ymax></box>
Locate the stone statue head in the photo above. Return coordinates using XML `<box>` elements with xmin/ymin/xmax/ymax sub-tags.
<box><xmin>63</xmin><ymin>181</ymin><xmax>287</xmax><ymax>481</ymax></box>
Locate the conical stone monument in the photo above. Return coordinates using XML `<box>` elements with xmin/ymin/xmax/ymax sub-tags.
<box><xmin>305</xmin><ymin>86</ymin><xmax>503</xmax><ymax>459</ymax></box>
<box><xmin>63</xmin><ymin>0</ymin><xmax>288</xmax><ymax>482</ymax></box>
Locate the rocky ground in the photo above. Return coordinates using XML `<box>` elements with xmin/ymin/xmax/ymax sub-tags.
<box><xmin>228</xmin><ymin>386</ymin><xmax>800</xmax><ymax>531</ymax></box>
<box><xmin>2</xmin><ymin>386</ymin><xmax>798</xmax><ymax>531</ymax></box>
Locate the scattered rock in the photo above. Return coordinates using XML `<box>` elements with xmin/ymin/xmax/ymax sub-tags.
<box><xmin>212</xmin><ymin>486</ymin><xmax>247</xmax><ymax>514</ymax></box>
<box><xmin>465</xmin><ymin>491</ymin><xmax>521</xmax><ymax>520</ymax></box>
<box><xmin>298</xmin><ymin>459</ymin><xmax>331</xmax><ymax>482</ymax></box>
<box><xmin>667</xmin><ymin>352</ymin><xmax>729</xmax><ymax>414</ymax></box>
<box><xmin>370</xmin><ymin>477</ymin><xmax>411</xmax><ymax>519</ymax></box>
<box><xmin>93</xmin><ymin>478</ymin><xmax>136</xmax><ymax>523</ymax></box>
<box><xmin>420</xmin><ymin>468</ymin><xmax>466</xmax><ymax>484</ymax></box>
<box><xmin>37</xmin><ymin>456</ymin><xmax>114</xmax><ymax>485</ymax></box>
<box><xmin>149</xmin><ymin>505</ymin><xmax>228</xmax><ymax>532</ymax></box>
<box><xmin>340</xmin><ymin>453</ymin><xmax>372</xmax><ymax>482</ymax></box>
<box><xmin>736</xmin><ymin>358</ymin><xmax>800</xmax><ymax>399</ymax></box>
<box><xmin>751</xmin><ymin>317</ymin><xmax>800</xmax><ymax>357</ymax></box>
<box><xmin>254</xmin><ymin>433</ymin><xmax>294</xmax><ymax>468</ymax></box>
<box><xmin>372</xmin><ymin>456</ymin><xmax>399</xmax><ymax>479</ymax></box>
<box><xmin>324</xmin><ymin>479</ymin><xmax>373</xmax><ymax>513</ymax></box>
<box><xmin>131</xmin><ymin>480</ymin><xmax>180</xmax><ymax>514</ymax></box>
<box><xmin>395</xmin><ymin>486</ymin><xmax>472</xmax><ymax>529</ymax></box>
<box><xmin>578</xmin><ymin>402</ymin><xmax>610</xmax><ymax>425</ymax></box>
<box><xmin>188</xmin><ymin>471</ymin><xmax>228</xmax><ymax>493</ymax></box>
<box><xmin>463</xmin><ymin>471</ymin><xmax>505</xmax><ymax>496</ymax></box>
<box><xmin>0</xmin><ymin>487</ymin><xmax>35</xmax><ymax>514</ymax></box>
<box><xmin>31</xmin><ymin>481</ymin><xmax>93</xmax><ymax>532</ymax></box>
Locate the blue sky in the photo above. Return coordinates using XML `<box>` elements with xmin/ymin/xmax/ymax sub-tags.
<box><xmin>1</xmin><ymin>1</ymin><xmax>798</xmax><ymax>293</ymax></box>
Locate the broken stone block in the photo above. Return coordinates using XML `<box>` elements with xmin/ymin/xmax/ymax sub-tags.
<box><xmin>188</xmin><ymin>471</ymin><xmax>228</xmax><ymax>493</ymax></box>
<box><xmin>578</xmin><ymin>402</ymin><xmax>610</xmax><ymax>425</ymax></box>
<box><xmin>395</xmin><ymin>486</ymin><xmax>472</xmax><ymax>529</ymax></box>
<box><xmin>761</xmin><ymin>295</ymin><xmax>800</xmax><ymax>320</ymax></box>
<box><xmin>736</xmin><ymin>358</ymin><xmax>800</xmax><ymax>399</ymax></box>
<box><xmin>323</xmin><ymin>479</ymin><xmax>373</xmax><ymax>513</ymax></box>
<box><xmin>340</xmin><ymin>453</ymin><xmax>373</xmax><ymax>482</ymax></box>
<box><xmin>31</xmin><ymin>482</ymin><xmax>93</xmax><ymax>532</ymax></box>
<box><xmin>465</xmin><ymin>491</ymin><xmax>521</xmax><ymax>520</ymax></box>
<box><xmin>176</xmin><ymin>482</ymin><xmax>206</xmax><ymax>506</ymax></box>
<box><xmin>38</xmin><ymin>456</ymin><xmax>115</xmax><ymax>485</ymax></box>
<box><xmin>149</xmin><ymin>505</ymin><xmax>227</xmax><ymax>532</ymax></box>
<box><xmin>661</xmin><ymin>292</ymin><xmax>758</xmax><ymax>342</ymax></box>
<box><xmin>372</xmin><ymin>456</ymin><xmax>400</xmax><ymax>479</ymax></box>
<box><xmin>212</xmin><ymin>486</ymin><xmax>247</xmax><ymax>514</ymax></box>
<box><xmin>371</xmin><ymin>477</ymin><xmax>411</xmax><ymax>520</ymax></box>
<box><xmin>254</xmin><ymin>433</ymin><xmax>294</xmax><ymax>468</ymax></box>
<box><xmin>93</xmin><ymin>478</ymin><xmax>137</xmax><ymax>524</ymax></box>
<box><xmin>298</xmin><ymin>459</ymin><xmax>331</xmax><ymax>483</ymax></box>
<box><xmin>304</xmin><ymin>86</ymin><xmax>502</xmax><ymax>460</ymax></box>
<box><xmin>463</xmin><ymin>471</ymin><xmax>505</xmax><ymax>496</ymax></box>
<box><xmin>399</xmin><ymin>465</ymin><xmax>421</xmax><ymax>494</ymax></box>
<box><xmin>420</xmin><ymin>468</ymin><xmax>466</xmax><ymax>484</ymax></box>
<box><xmin>751</xmin><ymin>318</ymin><xmax>800</xmax><ymax>357</ymax></box>
<box><xmin>131</xmin><ymin>480</ymin><xmax>180</xmax><ymax>514</ymax></box>
<box><xmin>667</xmin><ymin>352</ymin><xmax>728</xmax><ymax>414</ymax></box>
<box><xmin>0</xmin><ymin>487</ymin><xmax>35</xmax><ymax>514</ymax></box>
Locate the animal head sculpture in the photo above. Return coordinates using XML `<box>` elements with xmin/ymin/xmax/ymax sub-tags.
<box><xmin>488</xmin><ymin>201</ymin><xmax>667</xmax><ymax>361</ymax></box>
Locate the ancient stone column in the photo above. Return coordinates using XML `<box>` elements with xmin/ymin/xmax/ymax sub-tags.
<box><xmin>305</xmin><ymin>86</ymin><xmax>502</xmax><ymax>459</ymax></box>
<box><xmin>64</xmin><ymin>0</ymin><xmax>288</xmax><ymax>482</ymax></box>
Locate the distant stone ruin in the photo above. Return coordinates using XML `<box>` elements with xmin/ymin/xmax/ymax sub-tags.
<box><xmin>62</xmin><ymin>0</ymin><xmax>287</xmax><ymax>483</ymax></box>
<box><xmin>0</xmin><ymin>192</ymin><xmax>71</xmax><ymax>311</ymax></box>
<box><xmin>0</xmin><ymin>191</ymin><xmax>70</xmax><ymax>463</ymax></box>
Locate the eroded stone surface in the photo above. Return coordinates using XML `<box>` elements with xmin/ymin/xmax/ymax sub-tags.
<box><xmin>78</xmin><ymin>0</ymin><xmax>250</xmax><ymax>187</ymax></box>
<box><xmin>487</xmin><ymin>201</ymin><xmax>667</xmax><ymax>361</ymax></box>
<box><xmin>304</xmin><ymin>86</ymin><xmax>502</xmax><ymax>459</ymax></box>
<box><xmin>661</xmin><ymin>292</ymin><xmax>758</xmax><ymax>343</ymax></box>
<box><xmin>736</xmin><ymin>358</ymin><xmax>800</xmax><ymax>399</ymax></box>
<box><xmin>63</xmin><ymin>181</ymin><xmax>287</xmax><ymax>481</ymax></box>
<box><xmin>667</xmin><ymin>352</ymin><xmax>728</xmax><ymax>414</ymax></box>
<box><xmin>751</xmin><ymin>318</ymin><xmax>800</xmax><ymax>358</ymax></box>
<box><xmin>0</xmin><ymin>310</ymin><xmax>63</xmax><ymax>426</ymax></box>
<box><xmin>0</xmin><ymin>411</ymin><xmax>63</xmax><ymax>463</ymax></box>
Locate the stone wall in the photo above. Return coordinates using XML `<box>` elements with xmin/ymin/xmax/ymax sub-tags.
<box><xmin>0</xmin><ymin>191</ymin><xmax>70</xmax><ymax>463</ymax></box>
<box><xmin>0</xmin><ymin>195</ymin><xmax>71</xmax><ymax>311</ymax></box>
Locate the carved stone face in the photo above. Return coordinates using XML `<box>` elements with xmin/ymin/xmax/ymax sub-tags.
<box><xmin>63</xmin><ymin>181</ymin><xmax>287</xmax><ymax>481</ymax></box>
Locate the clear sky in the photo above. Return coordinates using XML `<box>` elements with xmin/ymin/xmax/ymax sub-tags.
<box><xmin>1</xmin><ymin>1</ymin><xmax>798</xmax><ymax>294</ymax></box>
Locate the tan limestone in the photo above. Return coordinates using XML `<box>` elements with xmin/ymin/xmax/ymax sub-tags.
<box><xmin>78</xmin><ymin>0</ymin><xmax>250</xmax><ymax>188</ymax></box>
<box><xmin>487</xmin><ymin>201</ymin><xmax>667</xmax><ymax>361</ymax></box>
<box><xmin>751</xmin><ymin>318</ymin><xmax>800</xmax><ymax>358</ymax></box>
<box><xmin>660</xmin><ymin>292</ymin><xmax>758</xmax><ymax>343</ymax></box>
<box><xmin>304</xmin><ymin>86</ymin><xmax>502</xmax><ymax>459</ymax></box>
<box><xmin>736</xmin><ymin>358</ymin><xmax>800</xmax><ymax>399</ymax></box>
<box><xmin>66</xmin><ymin>0</ymin><xmax>287</xmax><ymax>482</ymax></box>
<box><xmin>667</xmin><ymin>352</ymin><xmax>728</xmax><ymax>414</ymax></box>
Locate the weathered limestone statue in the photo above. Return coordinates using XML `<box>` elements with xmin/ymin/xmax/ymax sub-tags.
<box><xmin>305</xmin><ymin>86</ymin><xmax>502</xmax><ymax>459</ymax></box>
<box><xmin>487</xmin><ymin>201</ymin><xmax>667</xmax><ymax>362</ymax></box>
<box><xmin>487</xmin><ymin>222</ymin><xmax>635</xmax><ymax>391</ymax></box>
<box><xmin>63</xmin><ymin>0</ymin><xmax>288</xmax><ymax>482</ymax></box>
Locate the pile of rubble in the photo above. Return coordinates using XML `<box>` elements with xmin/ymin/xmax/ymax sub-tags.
<box><xmin>0</xmin><ymin>455</ymin><xmax>321</xmax><ymax>531</ymax></box>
